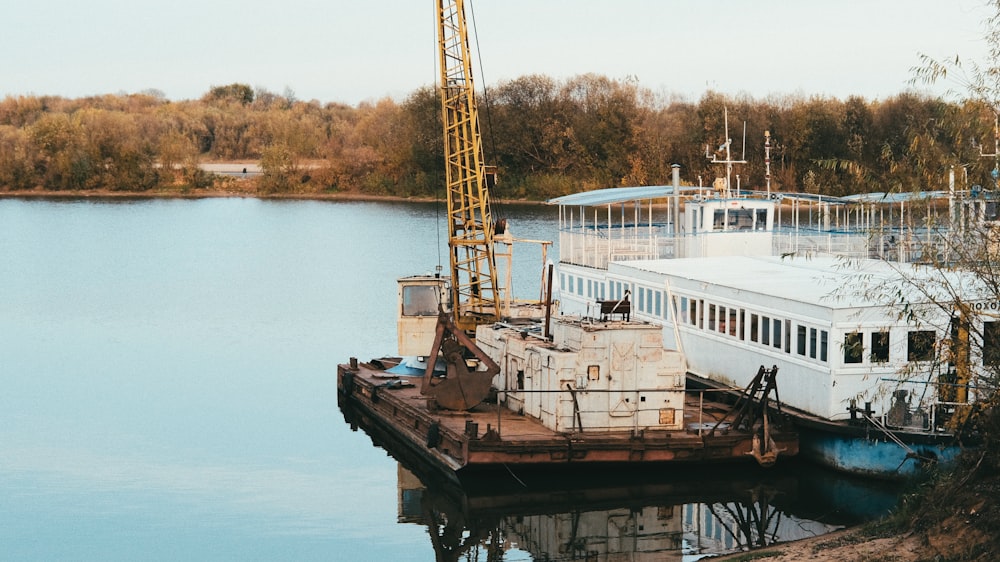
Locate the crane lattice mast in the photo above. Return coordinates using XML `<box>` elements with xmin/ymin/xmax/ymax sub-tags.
<box><xmin>436</xmin><ymin>0</ymin><xmax>500</xmax><ymax>333</ymax></box>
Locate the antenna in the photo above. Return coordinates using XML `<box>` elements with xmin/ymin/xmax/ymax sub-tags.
<box><xmin>764</xmin><ymin>130</ymin><xmax>772</xmax><ymax>196</ymax></box>
<box><xmin>708</xmin><ymin>106</ymin><xmax>748</xmax><ymax>198</ymax></box>
<box><xmin>742</xmin><ymin>121</ymin><xmax>747</xmax><ymax>161</ymax></box>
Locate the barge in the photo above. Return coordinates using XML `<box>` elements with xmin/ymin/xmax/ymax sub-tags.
<box><xmin>338</xmin><ymin>313</ymin><xmax>798</xmax><ymax>481</ymax></box>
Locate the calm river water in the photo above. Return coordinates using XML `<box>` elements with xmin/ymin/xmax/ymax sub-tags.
<box><xmin>0</xmin><ymin>198</ymin><xmax>896</xmax><ymax>561</ymax></box>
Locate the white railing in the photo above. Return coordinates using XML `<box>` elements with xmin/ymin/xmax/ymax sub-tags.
<box><xmin>559</xmin><ymin>225</ymin><xmax>959</xmax><ymax>269</ymax></box>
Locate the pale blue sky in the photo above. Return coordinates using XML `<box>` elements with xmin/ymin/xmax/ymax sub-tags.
<box><xmin>3</xmin><ymin>0</ymin><xmax>993</xmax><ymax>105</ymax></box>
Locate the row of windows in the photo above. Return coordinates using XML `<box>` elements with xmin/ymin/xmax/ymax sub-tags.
<box><xmin>562</xmin><ymin>274</ymin><xmax>1000</xmax><ymax>368</ymax></box>
<box><xmin>845</xmin><ymin>322</ymin><xmax>1000</xmax><ymax>366</ymax></box>
<box><xmin>674</xmin><ymin>295</ymin><xmax>831</xmax><ymax>364</ymax></box>
<box><xmin>561</xmin><ymin>275</ymin><xmax>668</xmax><ymax>319</ymax></box>
<box><xmin>562</xmin><ymin>273</ymin><xmax>606</xmax><ymax>301</ymax></box>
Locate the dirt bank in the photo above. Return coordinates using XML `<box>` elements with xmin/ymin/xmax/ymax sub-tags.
<box><xmin>711</xmin><ymin>526</ymin><xmax>924</xmax><ymax>561</ymax></box>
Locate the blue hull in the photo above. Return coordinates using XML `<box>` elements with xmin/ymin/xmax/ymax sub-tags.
<box><xmin>797</xmin><ymin>425</ymin><xmax>962</xmax><ymax>479</ymax></box>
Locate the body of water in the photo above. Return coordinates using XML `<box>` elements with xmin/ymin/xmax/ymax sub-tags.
<box><xmin>0</xmin><ymin>198</ymin><xmax>894</xmax><ymax>561</ymax></box>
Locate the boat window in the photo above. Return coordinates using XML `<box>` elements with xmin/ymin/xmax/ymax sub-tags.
<box><xmin>755</xmin><ymin>208</ymin><xmax>768</xmax><ymax>231</ymax></box>
<box><xmin>655</xmin><ymin>291</ymin><xmax>663</xmax><ymax>318</ymax></box>
<box><xmin>797</xmin><ymin>325</ymin><xmax>807</xmax><ymax>356</ymax></box>
<box><xmin>708</xmin><ymin>304</ymin><xmax>717</xmax><ymax>331</ymax></box>
<box><xmin>576</xmin><ymin>276</ymin><xmax>583</xmax><ymax>296</ymax></box>
<box><xmin>871</xmin><ymin>331</ymin><xmax>890</xmax><ymax>363</ymax></box>
<box><xmin>907</xmin><ymin>330</ymin><xmax>936</xmax><ymax>362</ymax></box>
<box><xmin>730</xmin><ymin>209</ymin><xmax>754</xmax><ymax>231</ymax></box>
<box><xmin>719</xmin><ymin>306</ymin><xmax>728</xmax><ymax>334</ymax></box>
<box><xmin>750</xmin><ymin>314</ymin><xmax>759</xmax><ymax>343</ymax></box>
<box><xmin>984</xmin><ymin>321</ymin><xmax>1000</xmax><ymax>367</ymax></box>
<box><xmin>560</xmin><ymin>273</ymin><xmax>566</xmax><ymax>292</ymax></box>
<box><xmin>698</xmin><ymin>300</ymin><xmax>705</xmax><ymax>329</ymax></box>
<box><xmin>713</xmin><ymin>210</ymin><xmax>726</xmax><ymax>231</ymax></box>
<box><xmin>762</xmin><ymin>316</ymin><xmax>771</xmax><ymax>345</ymax></box>
<box><xmin>820</xmin><ymin>330</ymin><xmax>829</xmax><ymax>362</ymax></box>
<box><xmin>844</xmin><ymin>332</ymin><xmax>863</xmax><ymax>363</ymax></box>
<box><xmin>809</xmin><ymin>328</ymin><xmax>818</xmax><ymax>359</ymax></box>
<box><xmin>949</xmin><ymin>316</ymin><xmax>970</xmax><ymax>371</ymax></box>
<box><xmin>783</xmin><ymin>320</ymin><xmax>791</xmax><ymax>353</ymax></box>
<box><xmin>401</xmin><ymin>284</ymin><xmax>440</xmax><ymax>316</ymax></box>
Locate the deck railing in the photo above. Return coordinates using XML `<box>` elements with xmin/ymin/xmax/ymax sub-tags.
<box><xmin>559</xmin><ymin>224</ymin><xmax>957</xmax><ymax>267</ymax></box>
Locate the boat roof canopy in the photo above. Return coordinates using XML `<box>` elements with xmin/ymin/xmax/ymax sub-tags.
<box><xmin>547</xmin><ymin>185</ymin><xmax>693</xmax><ymax>207</ymax></box>
<box><xmin>549</xmin><ymin>186</ymin><xmax>976</xmax><ymax>208</ymax></box>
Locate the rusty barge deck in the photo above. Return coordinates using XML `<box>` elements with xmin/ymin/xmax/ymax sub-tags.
<box><xmin>337</xmin><ymin>358</ymin><xmax>798</xmax><ymax>477</ymax></box>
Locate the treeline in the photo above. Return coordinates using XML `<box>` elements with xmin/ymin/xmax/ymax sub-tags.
<box><xmin>0</xmin><ymin>77</ymin><xmax>994</xmax><ymax>198</ymax></box>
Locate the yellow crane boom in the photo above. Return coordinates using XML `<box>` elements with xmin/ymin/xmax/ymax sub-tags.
<box><xmin>436</xmin><ymin>0</ymin><xmax>501</xmax><ymax>334</ymax></box>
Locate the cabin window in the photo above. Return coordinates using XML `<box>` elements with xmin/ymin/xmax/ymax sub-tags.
<box><xmin>755</xmin><ymin>208</ymin><xmax>768</xmax><ymax>230</ymax></box>
<box><xmin>713</xmin><ymin>210</ymin><xmax>726</xmax><ymax>231</ymax></box>
<box><xmin>907</xmin><ymin>330</ymin><xmax>936</xmax><ymax>362</ymax></box>
<box><xmin>401</xmin><ymin>284</ymin><xmax>440</xmax><ymax>316</ymax></box>
<box><xmin>718</xmin><ymin>306</ymin><xmax>728</xmax><ymax>334</ymax></box>
<box><xmin>698</xmin><ymin>300</ymin><xmax>705</xmax><ymax>329</ymax></box>
<box><xmin>750</xmin><ymin>314</ymin><xmax>759</xmax><ymax>343</ymax></box>
<box><xmin>820</xmin><ymin>330</ymin><xmax>829</xmax><ymax>362</ymax></box>
<box><xmin>708</xmin><ymin>304</ymin><xmax>717</xmax><ymax>331</ymax></box>
<box><xmin>797</xmin><ymin>325</ymin><xmax>807</xmax><ymax>356</ymax></box>
<box><xmin>560</xmin><ymin>273</ymin><xmax>566</xmax><ymax>292</ymax></box>
<box><xmin>844</xmin><ymin>332</ymin><xmax>863</xmax><ymax>364</ymax></box>
<box><xmin>762</xmin><ymin>317</ymin><xmax>771</xmax><ymax>345</ymax></box>
<box><xmin>784</xmin><ymin>320</ymin><xmax>792</xmax><ymax>353</ymax></box>
<box><xmin>949</xmin><ymin>316</ymin><xmax>971</xmax><ymax>372</ymax></box>
<box><xmin>638</xmin><ymin>288</ymin><xmax>645</xmax><ymax>312</ymax></box>
<box><xmin>655</xmin><ymin>291</ymin><xmax>663</xmax><ymax>318</ymax></box>
<box><xmin>730</xmin><ymin>209</ymin><xmax>754</xmax><ymax>231</ymax></box>
<box><xmin>731</xmin><ymin>309</ymin><xmax>740</xmax><ymax>338</ymax></box>
<box><xmin>984</xmin><ymin>321</ymin><xmax>1000</xmax><ymax>367</ymax></box>
<box><xmin>871</xmin><ymin>332</ymin><xmax>890</xmax><ymax>363</ymax></box>
<box><xmin>809</xmin><ymin>328</ymin><xmax>818</xmax><ymax>359</ymax></box>
<box><xmin>576</xmin><ymin>277</ymin><xmax>583</xmax><ymax>296</ymax></box>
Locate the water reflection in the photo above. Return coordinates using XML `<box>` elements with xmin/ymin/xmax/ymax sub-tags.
<box><xmin>343</xmin><ymin>402</ymin><xmax>899</xmax><ymax>561</ymax></box>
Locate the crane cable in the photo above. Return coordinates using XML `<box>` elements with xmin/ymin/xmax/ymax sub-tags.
<box><xmin>467</xmin><ymin>0</ymin><xmax>506</xmax><ymax>226</ymax></box>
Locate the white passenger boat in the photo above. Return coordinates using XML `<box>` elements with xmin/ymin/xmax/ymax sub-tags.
<box><xmin>550</xmin><ymin>146</ymin><xmax>987</xmax><ymax>478</ymax></box>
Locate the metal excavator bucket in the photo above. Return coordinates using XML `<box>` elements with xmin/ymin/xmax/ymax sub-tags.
<box><xmin>420</xmin><ymin>312</ymin><xmax>500</xmax><ymax>411</ymax></box>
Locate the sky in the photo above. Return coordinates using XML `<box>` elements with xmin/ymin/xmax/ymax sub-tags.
<box><xmin>3</xmin><ymin>0</ymin><xmax>995</xmax><ymax>105</ymax></box>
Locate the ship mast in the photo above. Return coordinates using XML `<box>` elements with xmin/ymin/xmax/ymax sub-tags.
<box><xmin>708</xmin><ymin>107</ymin><xmax>747</xmax><ymax>198</ymax></box>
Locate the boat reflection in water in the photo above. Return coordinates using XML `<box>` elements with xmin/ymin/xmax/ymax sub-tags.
<box><xmin>343</xmin><ymin>402</ymin><xmax>899</xmax><ymax>560</ymax></box>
